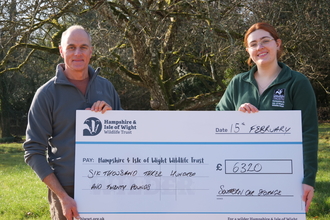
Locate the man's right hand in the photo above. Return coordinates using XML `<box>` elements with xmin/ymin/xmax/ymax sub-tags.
<box><xmin>43</xmin><ymin>173</ymin><xmax>80</xmax><ymax>219</ymax></box>
<box><xmin>59</xmin><ymin>195</ymin><xmax>80</xmax><ymax>219</ymax></box>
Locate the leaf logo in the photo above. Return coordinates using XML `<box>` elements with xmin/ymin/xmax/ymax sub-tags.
<box><xmin>83</xmin><ymin>117</ymin><xmax>102</xmax><ymax>136</ymax></box>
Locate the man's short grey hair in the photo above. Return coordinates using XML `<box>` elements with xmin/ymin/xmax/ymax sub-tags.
<box><xmin>60</xmin><ymin>25</ymin><xmax>92</xmax><ymax>46</ymax></box>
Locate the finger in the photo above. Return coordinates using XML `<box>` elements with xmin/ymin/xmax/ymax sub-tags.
<box><xmin>250</xmin><ymin>105</ymin><xmax>259</xmax><ymax>113</ymax></box>
<box><xmin>246</xmin><ymin>105</ymin><xmax>253</xmax><ymax>113</ymax></box>
<box><xmin>101</xmin><ymin>104</ymin><xmax>112</xmax><ymax>114</ymax></box>
<box><xmin>304</xmin><ymin>191</ymin><xmax>312</xmax><ymax>212</ymax></box>
<box><xmin>306</xmin><ymin>191</ymin><xmax>313</xmax><ymax>212</ymax></box>
<box><xmin>239</xmin><ymin>104</ymin><xmax>252</xmax><ymax>113</ymax></box>
<box><xmin>91</xmin><ymin>100</ymin><xmax>102</xmax><ymax>111</ymax></box>
<box><xmin>71</xmin><ymin>206</ymin><xmax>80</xmax><ymax>219</ymax></box>
<box><xmin>245</xmin><ymin>104</ymin><xmax>256</xmax><ymax>113</ymax></box>
<box><xmin>91</xmin><ymin>101</ymin><xmax>106</xmax><ymax>112</ymax></box>
<box><xmin>90</xmin><ymin>101</ymin><xmax>112</xmax><ymax>113</ymax></box>
<box><xmin>63</xmin><ymin>208</ymin><xmax>73</xmax><ymax>220</ymax></box>
<box><xmin>238</xmin><ymin>103</ymin><xmax>249</xmax><ymax>113</ymax></box>
<box><xmin>239</xmin><ymin>103</ymin><xmax>259</xmax><ymax>113</ymax></box>
<box><xmin>302</xmin><ymin>184</ymin><xmax>314</xmax><ymax>212</ymax></box>
<box><xmin>305</xmin><ymin>198</ymin><xmax>311</xmax><ymax>212</ymax></box>
<box><xmin>238</xmin><ymin>106</ymin><xmax>246</xmax><ymax>113</ymax></box>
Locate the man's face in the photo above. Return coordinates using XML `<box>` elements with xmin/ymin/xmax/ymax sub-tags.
<box><xmin>59</xmin><ymin>29</ymin><xmax>92</xmax><ymax>76</ymax></box>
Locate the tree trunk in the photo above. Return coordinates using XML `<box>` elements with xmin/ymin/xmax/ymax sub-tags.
<box><xmin>0</xmin><ymin>75</ymin><xmax>12</xmax><ymax>138</ymax></box>
<box><xmin>0</xmin><ymin>0</ymin><xmax>16</xmax><ymax>138</ymax></box>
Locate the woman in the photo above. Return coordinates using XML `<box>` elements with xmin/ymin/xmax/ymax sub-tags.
<box><xmin>216</xmin><ymin>22</ymin><xmax>318</xmax><ymax>212</ymax></box>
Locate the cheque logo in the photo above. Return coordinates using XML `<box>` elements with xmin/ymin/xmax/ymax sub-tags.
<box><xmin>83</xmin><ymin>117</ymin><xmax>102</xmax><ymax>136</ymax></box>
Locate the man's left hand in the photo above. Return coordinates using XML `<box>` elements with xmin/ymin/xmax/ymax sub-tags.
<box><xmin>86</xmin><ymin>100</ymin><xmax>112</xmax><ymax>114</ymax></box>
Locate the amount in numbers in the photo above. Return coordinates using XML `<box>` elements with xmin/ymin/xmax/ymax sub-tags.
<box><xmin>233</xmin><ymin>162</ymin><xmax>262</xmax><ymax>173</ymax></box>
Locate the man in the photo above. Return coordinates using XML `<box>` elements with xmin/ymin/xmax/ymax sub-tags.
<box><xmin>23</xmin><ymin>25</ymin><xmax>122</xmax><ymax>220</ymax></box>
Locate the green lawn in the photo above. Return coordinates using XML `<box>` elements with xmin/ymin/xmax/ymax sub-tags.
<box><xmin>0</xmin><ymin>144</ymin><xmax>49</xmax><ymax>219</ymax></box>
<box><xmin>308</xmin><ymin>123</ymin><xmax>330</xmax><ymax>219</ymax></box>
<box><xmin>0</xmin><ymin>124</ymin><xmax>329</xmax><ymax>219</ymax></box>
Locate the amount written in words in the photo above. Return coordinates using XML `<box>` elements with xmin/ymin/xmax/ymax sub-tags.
<box><xmin>88</xmin><ymin>169</ymin><xmax>197</xmax><ymax>178</ymax></box>
<box><xmin>91</xmin><ymin>183</ymin><xmax>151</xmax><ymax>191</ymax></box>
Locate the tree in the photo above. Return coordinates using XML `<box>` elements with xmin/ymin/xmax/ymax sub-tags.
<box><xmin>1</xmin><ymin>0</ymin><xmax>329</xmax><ymax>122</ymax></box>
<box><xmin>86</xmin><ymin>0</ymin><xmax>247</xmax><ymax>110</ymax></box>
<box><xmin>1</xmin><ymin>0</ymin><xmax>246</xmax><ymax>111</ymax></box>
<box><xmin>0</xmin><ymin>0</ymin><xmax>76</xmax><ymax>137</ymax></box>
<box><xmin>0</xmin><ymin>0</ymin><xmax>18</xmax><ymax>137</ymax></box>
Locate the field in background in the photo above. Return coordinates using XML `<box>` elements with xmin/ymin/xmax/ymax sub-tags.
<box><xmin>0</xmin><ymin>124</ymin><xmax>329</xmax><ymax>219</ymax></box>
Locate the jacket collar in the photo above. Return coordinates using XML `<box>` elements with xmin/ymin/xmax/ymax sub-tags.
<box><xmin>54</xmin><ymin>64</ymin><xmax>100</xmax><ymax>85</ymax></box>
<box><xmin>243</xmin><ymin>62</ymin><xmax>293</xmax><ymax>85</ymax></box>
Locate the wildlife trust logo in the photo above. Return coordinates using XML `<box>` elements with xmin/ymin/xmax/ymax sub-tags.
<box><xmin>83</xmin><ymin>117</ymin><xmax>102</xmax><ymax>136</ymax></box>
<box><xmin>272</xmin><ymin>88</ymin><xmax>285</xmax><ymax>108</ymax></box>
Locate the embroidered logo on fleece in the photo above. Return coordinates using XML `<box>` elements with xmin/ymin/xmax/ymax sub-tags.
<box><xmin>272</xmin><ymin>88</ymin><xmax>285</xmax><ymax>107</ymax></box>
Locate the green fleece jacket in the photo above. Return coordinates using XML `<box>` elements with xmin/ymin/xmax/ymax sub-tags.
<box><xmin>216</xmin><ymin>62</ymin><xmax>318</xmax><ymax>187</ymax></box>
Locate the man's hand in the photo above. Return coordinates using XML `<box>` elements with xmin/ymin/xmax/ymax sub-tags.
<box><xmin>59</xmin><ymin>195</ymin><xmax>80</xmax><ymax>220</ymax></box>
<box><xmin>86</xmin><ymin>100</ymin><xmax>112</xmax><ymax>114</ymax></box>
<box><xmin>43</xmin><ymin>173</ymin><xmax>80</xmax><ymax>219</ymax></box>
<box><xmin>302</xmin><ymin>184</ymin><xmax>314</xmax><ymax>212</ymax></box>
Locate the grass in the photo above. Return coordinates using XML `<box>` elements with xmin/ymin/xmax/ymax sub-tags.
<box><xmin>0</xmin><ymin>124</ymin><xmax>329</xmax><ymax>220</ymax></box>
<box><xmin>0</xmin><ymin>144</ymin><xmax>49</xmax><ymax>220</ymax></box>
<box><xmin>307</xmin><ymin>123</ymin><xmax>330</xmax><ymax>219</ymax></box>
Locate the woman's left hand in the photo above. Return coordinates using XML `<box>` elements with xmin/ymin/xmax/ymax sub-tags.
<box><xmin>302</xmin><ymin>184</ymin><xmax>314</xmax><ymax>212</ymax></box>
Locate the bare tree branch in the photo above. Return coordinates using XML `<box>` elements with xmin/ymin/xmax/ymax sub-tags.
<box><xmin>0</xmin><ymin>49</ymin><xmax>35</xmax><ymax>74</ymax></box>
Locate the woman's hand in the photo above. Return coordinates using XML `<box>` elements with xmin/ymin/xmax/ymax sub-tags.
<box><xmin>238</xmin><ymin>103</ymin><xmax>259</xmax><ymax>113</ymax></box>
<box><xmin>303</xmin><ymin>184</ymin><xmax>314</xmax><ymax>212</ymax></box>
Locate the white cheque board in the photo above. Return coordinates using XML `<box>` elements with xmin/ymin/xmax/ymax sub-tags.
<box><xmin>75</xmin><ymin>110</ymin><xmax>306</xmax><ymax>220</ymax></box>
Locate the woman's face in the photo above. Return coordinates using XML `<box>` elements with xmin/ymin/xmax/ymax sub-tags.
<box><xmin>246</xmin><ymin>29</ymin><xmax>281</xmax><ymax>67</ymax></box>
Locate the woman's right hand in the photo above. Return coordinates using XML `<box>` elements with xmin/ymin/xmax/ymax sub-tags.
<box><xmin>238</xmin><ymin>103</ymin><xmax>259</xmax><ymax>113</ymax></box>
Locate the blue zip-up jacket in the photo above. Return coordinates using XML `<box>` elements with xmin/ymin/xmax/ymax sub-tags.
<box><xmin>23</xmin><ymin>64</ymin><xmax>122</xmax><ymax>186</ymax></box>
<box><xmin>216</xmin><ymin>62</ymin><xmax>318</xmax><ymax>187</ymax></box>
